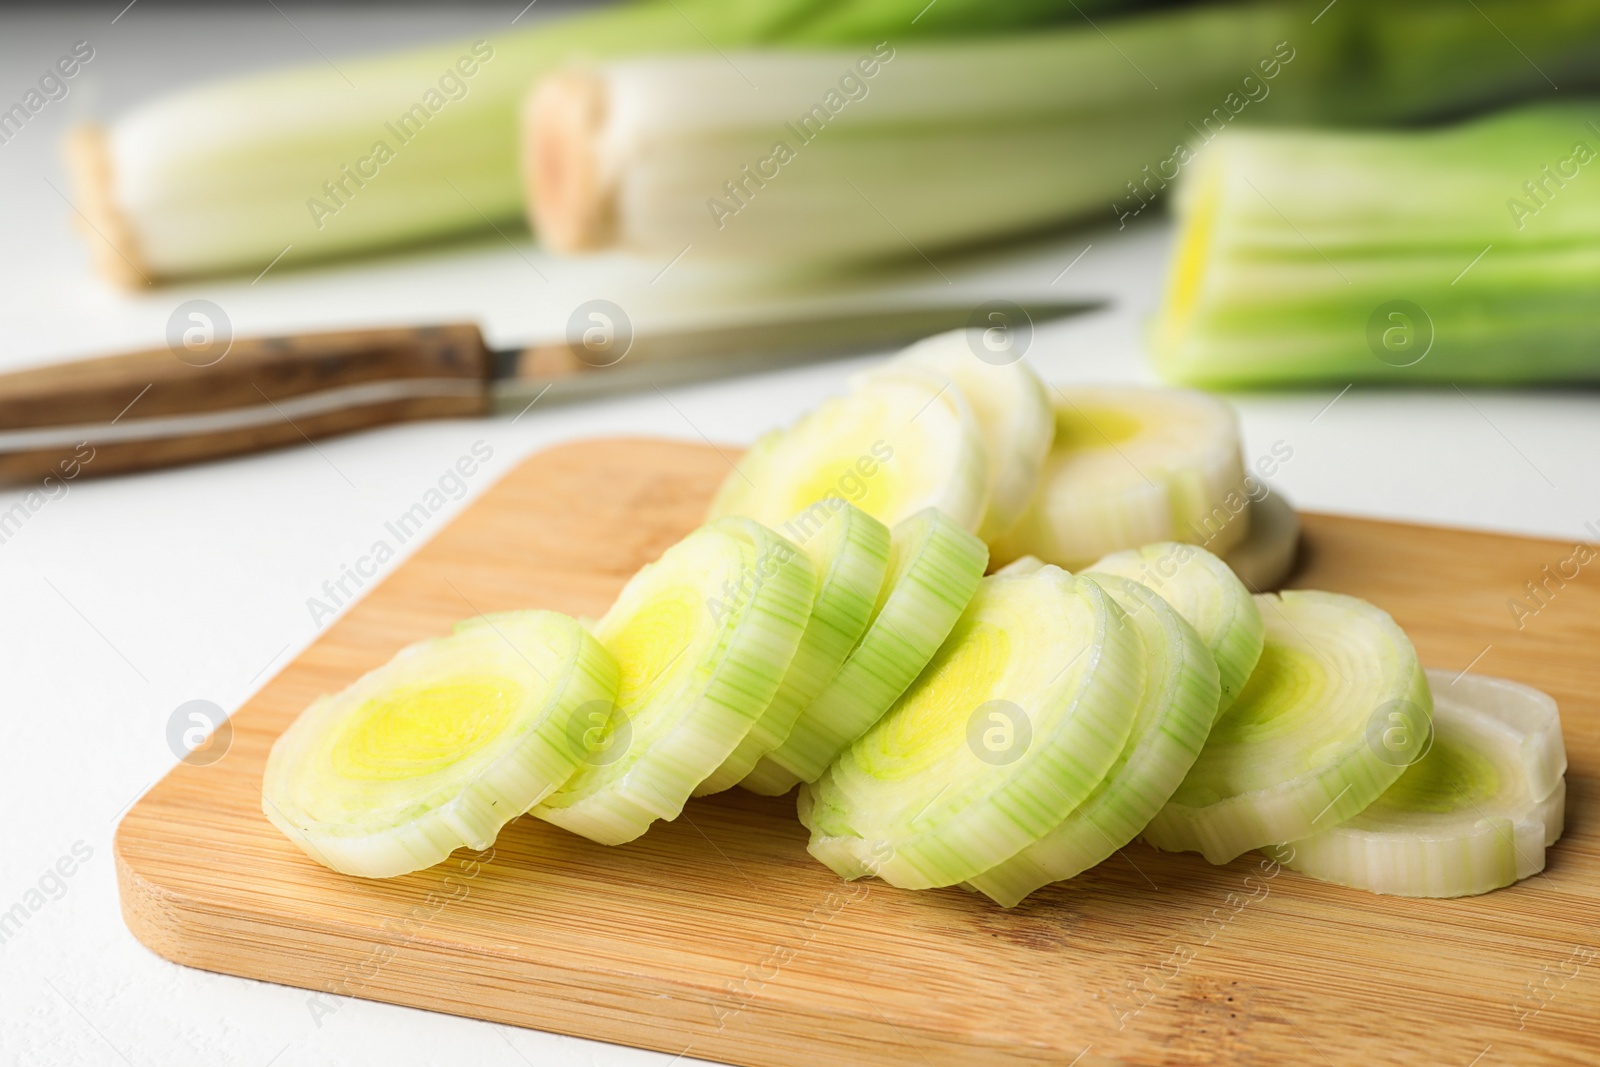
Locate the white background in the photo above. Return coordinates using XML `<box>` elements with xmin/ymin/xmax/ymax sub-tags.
<box><xmin>1</xmin><ymin>5</ymin><xmax>1597</xmax><ymax>1067</ymax></box>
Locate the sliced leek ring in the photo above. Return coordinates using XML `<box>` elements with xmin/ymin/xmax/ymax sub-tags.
<box><xmin>1224</xmin><ymin>488</ymin><xmax>1300</xmax><ymax>591</ymax></box>
<box><xmin>966</xmin><ymin>572</ymin><xmax>1220</xmax><ymax>906</ymax></box>
<box><xmin>532</xmin><ymin>517</ymin><xmax>814</xmax><ymax>844</ymax></box>
<box><xmin>1088</xmin><ymin>541</ymin><xmax>1264</xmax><ymax>714</ymax></box>
<box><xmin>1143</xmin><ymin>590</ymin><xmax>1431</xmax><ymax>864</ymax></box>
<box><xmin>1281</xmin><ymin>669</ymin><xmax>1566</xmax><ymax>897</ymax></box>
<box><xmin>800</xmin><ymin>564</ymin><xmax>1146</xmax><ymax>889</ymax></box>
<box><xmin>992</xmin><ymin>386</ymin><xmax>1250</xmax><ymax>570</ymax></box>
<box><xmin>263</xmin><ymin>610</ymin><xmax>620</xmax><ymax>878</ymax></box>
<box><xmin>857</xmin><ymin>330</ymin><xmax>1053</xmax><ymax>543</ymax></box>
<box><xmin>707</xmin><ymin>369</ymin><xmax>990</xmax><ymax>534</ymax></box>
<box><xmin>742</xmin><ymin>508</ymin><xmax>988</xmax><ymax>794</ymax></box>
<box><xmin>694</xmin><ymin>501</ymin><xmax>891</xmax><ymax>796</ymax></box>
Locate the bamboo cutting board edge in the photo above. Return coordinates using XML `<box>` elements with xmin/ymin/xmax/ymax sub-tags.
<box><xmin>113</xmin><ymin>436</ymin><xmax>1600</xmax><ymax>1067</ymax></box>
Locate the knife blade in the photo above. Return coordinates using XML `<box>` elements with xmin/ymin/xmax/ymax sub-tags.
<box><xmin>0</xmin><ymin>300</ymin><xmax>1099</xmax><ymax>481</ymax></box>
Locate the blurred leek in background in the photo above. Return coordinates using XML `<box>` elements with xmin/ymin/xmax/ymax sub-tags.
<box><xmin>527</xmin><ymin>0</ymin><xmax>1600</xmax><ymax>263</ymax></box>
<box><xmin>528</xmin><ymin>4</ymin><xmax>1301</xmax><ymax>258</ymax></box>
<box><xmin>64</xmin><ymin>0</ymin><xmax>1600</xmax><ymax>286</ymax></box>
<box><xmin>64</xmin><ymin>0</ymin><xmax>1149</xmax><ymax>285</ymax></box>
<box><xmin>1153</xmin><ymin>102</ymin><xmax>1600</xmax><ymax>385</ymax></box>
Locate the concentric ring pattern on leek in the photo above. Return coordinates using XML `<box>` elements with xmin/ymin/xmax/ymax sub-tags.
<box><xmin>742</xmin><ymin>507</ymin><xmax>988</xmax><ymax>795</ymax></box>
<box><xmin>964</xmin><ymin>567</ymin><xmax>1221</xmax><ymax>907</ymax></box>
<box><xmin>801</xmin><ymin>564</ymin><xmax>1147</xmax><ymax>890</ymax></box>
<box><xmin>1280</xmin><ymin>669</ymin><xmax>1567</xmax><ymax>897</ymax></box>
<box><xmin>706</xmin><ymin>329</ymin><xmax>1297</xmax><ymax>588</ymax></box>
<box><xmin>693</xmin><ymin>501</ymin><xmax>892</xmax><ymax>796</ymax></box>
<box><xmin>532</xmin><ymin>517</ymin><xmax>814</xmax><ymax>845</ymax></box>
<box><xmin>1143</xmin><ymin>590</ymin><xmax>1432</xmax><ymax>864</ymax></box>
<box><xmin>992</xmin><ymin>385</ymin><xmax>1251</xmax><ymax>570</ymax></box>
<box><xmin>260</xmin><ymin>332</ymin><xmax>1566</xmax><ymax>909</ymax></box>
<box><xmin>262</xmin><ymin>610</ymin><xmax>620</xmax><ymax>878</ymax></box>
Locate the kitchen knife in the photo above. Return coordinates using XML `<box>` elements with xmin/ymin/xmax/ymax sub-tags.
<box><xmin>0</xmin><ymin>300</ymin><xmax>1098</xmax><ymax>481</ymax></box>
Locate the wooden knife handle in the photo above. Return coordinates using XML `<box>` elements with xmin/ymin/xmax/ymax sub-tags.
<box><xmin>0</xmin><ymin>324</ymin><xmax>492</xmax><ymax>482</ymax></box>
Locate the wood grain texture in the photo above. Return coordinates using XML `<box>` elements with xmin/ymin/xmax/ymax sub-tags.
<box><xmin>115</xmin><ymin>438</ymin><xmax>1599</xmax><ymax>1067</ymax></box>
<box><xmin>0</xmin><ymin>324</ymin><xmax>490</xmax><ymax>481</ymax></box>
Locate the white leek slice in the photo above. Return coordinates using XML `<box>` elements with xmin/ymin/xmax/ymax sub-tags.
<box><xmin>742</xmin><ymin>508</ymin><xmax>988</xmax><ymax>794</ymax></box>
<box><xmin>694</xmin><ymin>501</ymin><xmax>891</xmax><ymax>795</ymax></box>
<box><xmin>532</xmin><ymin>517</ymin><xmax>813</xmax><ymax>844</ymax></box>
<box><xmin>800</xmin><ymin>564</ymin><xmax>1145</xmax><ymax>889</ymax></box>
<box><xmin>262</xmin><ymin>610</ymin><xmax>619</xmax><ymax>878</ymax></box>
<box><xmin>707</xmin><ymin>370</ymin><xmax>989</xmax><ymax>534</ymax></box>
<box><xmin>1143</xmin><ymin>590</ymin><xmax>1431</xmax><ymax>864</ymax></box>
<box><xmin>966</xmin><ymin>572</ymin><xmax>1220</xmax><ymax>906</ymax></box>
<box><xmin>992</xmin><ymin>386</ymin><xmax>1249</xmax><ymax>570</ymax></box>
<box><xmin>1088</xmin><ymin>541</ymin><xmax>1264</xmax><ymax>714</ymax></box>
<box><xmin>1281</xmin><ymin>669</ymin><xmax>1566</xmax><ymax>897</ymax></box>
<box><xmin>1223</xmin><ymin>489</ymin><xmax>1300</xmax><ymax>592</ymax></box>
<box><xmin>857</xmin><ymin>330</ymin><xmax>1053</xmax><ymax>542</ymax></box>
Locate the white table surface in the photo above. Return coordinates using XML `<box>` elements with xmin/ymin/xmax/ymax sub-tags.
<box><xmin>3</xmin><ymin>6</ymin><xmax>1598</xmax><ymax>1067</ymax></box>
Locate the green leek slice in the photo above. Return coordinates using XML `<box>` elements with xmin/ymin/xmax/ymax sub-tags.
<box><xmin>742</xmin><ymin>507</ymin><xmax>988</xmax><ymax>794</ymax></box>
<box><xmin>262</xmin><ymin>610</ymin><xmax>619</xmax><ymax>878</ymax></box>
<box><xmin>1088</xmin><ymin>541</ymin><xmax>1264</xmax><ymax>714</ymax></box>
<box><xmin>532</xmin><ymin>517</ymin><xmax>813</xmax><ymax>844</ymax></box>
<box><xmin>1281</xmin><ymin>669</ymin><xmax>1566</xmax><ymax>897</ymax></box>
<box><xmin>992</xmin><ymin>386</ymin><xmax>1250</xmax><ymax>570</ymax></box>
<box><xmin>964</xmin><ymin>571</ymin><xmax>1220</xmax><ymax>905</ymax></box>
<box><xmin>857</xmin><ymin>330</ymin><xmax>1053</xmax><ymax>543</ymax></box>
<box><xmin>695</xmin><ymin>502</ymin><xmax>891</xmax><ymax>795</ymax></box>
<box><xmin>800</xmin><ymin>564</ymin><xmax>1146</xmax><ymax>889</ymax></box>
<box><xmin>1143</xmin><ymin>590</ymin><xmax>1431</xmax><ymax>864</ymax></box>
<box><xmin>707</xmin><ymin>370</ymin><xmax>989</xmax><ymax>534</ymax></box>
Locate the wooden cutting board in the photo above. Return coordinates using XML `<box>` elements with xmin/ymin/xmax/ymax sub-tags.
<box><xmin>116</xmin><ymin>438</ymin><xmax>1599</xmax><ymax>1067</ymax></box>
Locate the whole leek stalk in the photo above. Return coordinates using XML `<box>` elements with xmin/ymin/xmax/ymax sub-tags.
<box><xmin>66</xmin><ymin>0</ymin><xmax>1136</xmax><ymax>285</ymax></box>
<box><xmin>529</xmin><ymin>4</ymin><xmax>1301</xmax><ymax>258</ymax></box>
<box><xmin>528</xmin><ymin>0</ymin><xmax>1600</xmax><ymax>263</ymax></box>
<box><xmin>1153</xmin><ymin>101</ymin><xmax>1600</xmax><ymax>386</ymax></box>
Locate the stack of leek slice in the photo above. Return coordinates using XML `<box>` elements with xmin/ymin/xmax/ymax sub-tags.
<box><xmin>707</xmin><ymin>328</ymin><xmax>1295</xmax><ymax>586</ymax></box>
<box><xmin>264</xmin><ymin>335</ymin><xmax>1566</xmax><ymax>905</ymax></box>
<box><xmin>802</xmin><ymin>547</ymin><xmax>1567</xmax><ymax>904</ymax></box>
<box><xmin>264</xmin><ymin>502</ymin><xmax>989</xmax><ymax>876</ymax></box>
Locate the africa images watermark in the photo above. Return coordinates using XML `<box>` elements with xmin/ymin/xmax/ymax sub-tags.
<box><xmin>1505</xmin><ymin>523</ymin><xmax>1598</xmax><ymax>631</ymax></box>
<box><xmin>707</xmin><ymin>840</ymin><xmax>894</xmax><ymax>1031</ymax></box>
<box><xmin>0</xmin><ymin>40</ymin><xmax>95</xmax><ymax>147</ymax></box>
<box><xmin>0</xmin><ymin>443</ymin><xmax>97</xmax><ymax>546</ymax></box>
<box><xmin>1506</xmin><ymin>120</ymin><xmax>1599</xmax><ymax>230</ymax></box>
<box><xmin>1112</xmin><ymin>40</ymin><xmax>1297</xmax><ymax>229</ymax></box>
<box><xmin>305</xmin><ymin>440</ymin><xmax>495</xmax><ymax>627</ymax></box>
<box><xmin>1187</xmin><ymin>439</ymin><xmax>1295</xmax><ymax>549</ymax></box>
<box><xmin>306</xmin><ymin>40</ymin><xmax>495</xmax><ymax>230</ymax></box>
<box><xmin>0</xmin><ymin>841</ymin><xmax>95</xmax><ymax>950</ymax></box>
<box><xmin>305</xmin><ymin>846</ymin><xmax>494</xmax><ymax>1026</ymax></box>
<box><xmin>1512</xmin><ymin>943</ymin><xmax>1596</xmax><ymax>1031</ymax></box>
<box><xmin>706</xmin><ymin>42</ymin><xmax>897</xmax><ymax>231</ymax></box>
<box><xmin>1100</xmin><ymin>844</ymin><xmax>1295</xmax><ymax>1029</ymax></box>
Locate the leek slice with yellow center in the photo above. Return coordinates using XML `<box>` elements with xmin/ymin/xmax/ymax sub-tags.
<box><xmin>1281</xmin><ymin>669</ymin><xmax>1565</xmax><ymax>897</ymax></box>
<box><xmin>1089</xmin><ymin>541</ymin><xmax>1264</xmax><ymax>714</ymax></box>
<box><xmin>992</xmin><ymin>386</ymin><xmax>1250</xmax><ymax>570</ymax></box>
<box><xmin>262</xmin><ymin>610</ymin><xmax>619</xmax><ymax>877</ymax></box>
<box><xmin>742</xmin><ymin>507</ymin><xmax>987</xmax><ymax>794</ymax></box>
<box><xmin>800</xmin><ymin>564</ymin><xmax>1146</xmax><ymax>889</ymax></box>
<box><xmin>856</xmin><ymin>329</ymin><xmax>1053</xmax><ymax>543</ymax></box>
<box><xmin>1143</xmin><ymin>589</ymin><xmax>1431</xmax><ymax>864</ymax></box>
<box><xmin>965</xmin><ymin>570</ymin><xmax>1220</xmax><ymax>906</ymax></box>
<box><xmin>533</xmin><ymin>517</ymin><xmax>813</xmax><ymax>844</ymax></box>
<box><xmin>695</xmin><ymin>501</ymin><xmax>891</xmax><ymax>795</ymax></box>
<box><xmin>707</xmin><ymin>370</ymin><xmax>989</xmax><ymax>535</ymax></box>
